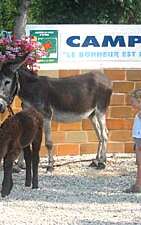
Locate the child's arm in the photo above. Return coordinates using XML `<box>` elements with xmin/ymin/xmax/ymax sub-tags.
<box><xmin>138</xmin><ymin>111</ymin><xmax>141</xmax><ymax>118</ymax></box>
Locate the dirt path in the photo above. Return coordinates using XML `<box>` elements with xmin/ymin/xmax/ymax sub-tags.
<box><xmin>0</xmin><ymin>154</ymin><xmax>141</xmax><ymax>225</ymax></box>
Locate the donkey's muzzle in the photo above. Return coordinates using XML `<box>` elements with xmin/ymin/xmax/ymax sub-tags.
<box><xmin>0</xmin><ymin>99</ymin><xmax>7</xmax><ymax>113</ymax></box>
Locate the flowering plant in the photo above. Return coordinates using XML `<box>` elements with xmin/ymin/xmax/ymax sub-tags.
<box><xmin>0</xmin><ymin>35</ymin><xmax>46</xmax><ymax>72</ymax></box>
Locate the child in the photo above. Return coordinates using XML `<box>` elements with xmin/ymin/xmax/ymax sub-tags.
<box><xmin>127</xmin><ymin>88</ymin><xmax>141</xmax><ymax>193</ymax></box>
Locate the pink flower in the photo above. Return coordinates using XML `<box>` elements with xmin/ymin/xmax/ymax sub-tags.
<box><xmin>7</xmin><ymin>53</ymin><xmax>16</xmax><ymax>60</ymax></box>
<box><xmin>14</xmin><ymin>39</ymin><xmax>22</xmax><ymax>46</ymax></box>
<box><xmin>0</xmin><ymin>54</ymin><xmax>6</xmax><ymax>61</ymax></box>
<box><xmin>0</xmin><ymin>35</ymin><xmax>48</xmax><ymax>72</ymax></box>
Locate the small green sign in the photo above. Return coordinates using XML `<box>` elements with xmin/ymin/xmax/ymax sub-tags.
<box><xmin>30</xmin><ymin>30</ymin><xmax>58</xmax><ymax>63</ymax></box>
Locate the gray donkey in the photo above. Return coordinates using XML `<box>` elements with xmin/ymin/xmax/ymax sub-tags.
<box><xmin>0</xmin><ymin>55</ymin><xmax>112</xmax><ymax>171</ymax></box>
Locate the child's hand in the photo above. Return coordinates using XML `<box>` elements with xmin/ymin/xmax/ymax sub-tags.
<box><xmin>138</xmin><ymin>112</ymin><xmax>141</xmax><ymax>118</ymax></box>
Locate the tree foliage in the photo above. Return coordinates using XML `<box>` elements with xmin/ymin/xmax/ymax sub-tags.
<box><xmin>0</xmin><ymin>0</ymin><xmax>18</xmax><ymax>30</ymax></box>
<box><xmin>1</xmin><ymin>0</ymin><xmax>141</xmax><ymax>31</ymax></box>
<box><xmin>28</xmin><ymin>0</ymin><xmax>141</xmax><ymax>24</ymax></box>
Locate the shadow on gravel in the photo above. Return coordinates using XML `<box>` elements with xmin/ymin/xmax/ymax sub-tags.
<box><xmin>0</xmin><ymin>165</ymin><xmax>140</xmax><ymax>204</ymax></box>
<box><xmin>80</xmin><ymin>219</ymin><xmax>139</xmax><ymax>225</ymax></box>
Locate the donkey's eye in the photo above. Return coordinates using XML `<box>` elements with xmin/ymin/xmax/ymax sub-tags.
<box><xmin>5</xmin><ymin>80</ymin><xmax>11</xmax><ymax>86</ymax></box>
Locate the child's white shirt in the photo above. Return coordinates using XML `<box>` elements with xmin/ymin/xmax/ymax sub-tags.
<box><xmin>132</xmin><ymin>113</ymin><xmax>141</xmax><ymax>138</ymax></box>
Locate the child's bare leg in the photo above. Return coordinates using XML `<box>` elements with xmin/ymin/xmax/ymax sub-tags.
<box><xmin>125</xmin><ymin>141</ymin><xmax>141</xmax><ymax>193</ymax></box>
<box><xmin>135</xmin><ymin>146</ymin><xmax>141</xmax><ymax>186</ymax></box>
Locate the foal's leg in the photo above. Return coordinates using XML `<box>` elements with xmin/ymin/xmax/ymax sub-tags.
<box><xmin>16</xmin><ymin>103</ymin><xmax>26</xmax><ymax>171</ymax></box>
<box><xmin>31</xmin><ymin>129</ymin><xmax>42</xmax><ymax>189</ymax></box>
<box><xmin>43</xmin><ymin>118</ymin><xmax>54</xmax><ymax>172</ymax></box>
<box><xmin>89</xmin><ymin>110</ymin><xmax>108</xmax><ymax>169</ymax></box>
<box><xmin>1</xmin><ymin>157</ymin><xmax>13</xmax><ymax>197</ymax></box>
<box><xmin>24</xmin><ymin>146</ymin><xmax>32</xmax><ymax>187</ymax></box>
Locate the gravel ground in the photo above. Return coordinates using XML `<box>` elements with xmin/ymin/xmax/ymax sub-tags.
<box><xmin>0</xmin><ymin>154</ymin><xmax>141</xmax><ymax>225</ymax></box>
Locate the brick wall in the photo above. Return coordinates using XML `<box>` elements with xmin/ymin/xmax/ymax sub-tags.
<box><xmin>1</xmin><ymin>69</ymin><xmax>141</xmax><ymax>157</ymax></box>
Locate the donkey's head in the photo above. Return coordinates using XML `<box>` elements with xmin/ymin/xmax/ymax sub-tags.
<box><xmin>0</xmin><ymin>54</ymin><xmax>28</xmax><ymax>112</ymax></box>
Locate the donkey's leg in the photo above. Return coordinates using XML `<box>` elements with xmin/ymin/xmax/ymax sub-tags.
<box><xmin>12</xmin><ymin>151</ymin><xmax>24</xmax><ymax>173</ymax></box>
<box><xmin>89</xmin><ymin>111</ymin><xmax>108</xmax><ymax>169</ymax></box>
<box><xmin>1</xmin><ymin>157</ymin><xmax>13</xmax><ymax>197</ymax></box>
<box><xmin>17</xmin><ymin>150</ymin><xmax>25</xmax><ymax>169</ymax></box>
<box><xmin>43</xmin><ymin>118</ymin><xmax>54</xmax><ymax>172</ymax></box>
<box><xmin>31</xmin><ymin>129</ymin><xmax>42</xmax><ymax>189</ymax></box>
<box><xmin>95</xmin><ymin>112</ymin><xmax>108</xmax><ymax>163</ymax></box>
<box><xmin>24</xmin><ymin>146</ymin><xmax>32</xmax><ymax>187</ymax></box>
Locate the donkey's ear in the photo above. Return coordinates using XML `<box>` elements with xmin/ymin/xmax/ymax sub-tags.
<box><xmin>9</xmin><ymin>52</ymin><xmax>30</xmax><ymax>73</ymax></box>
<box><xmin>0</xmin><ymin>63</ymin><xmax>3</xmax><ymax>71</ymax></box>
